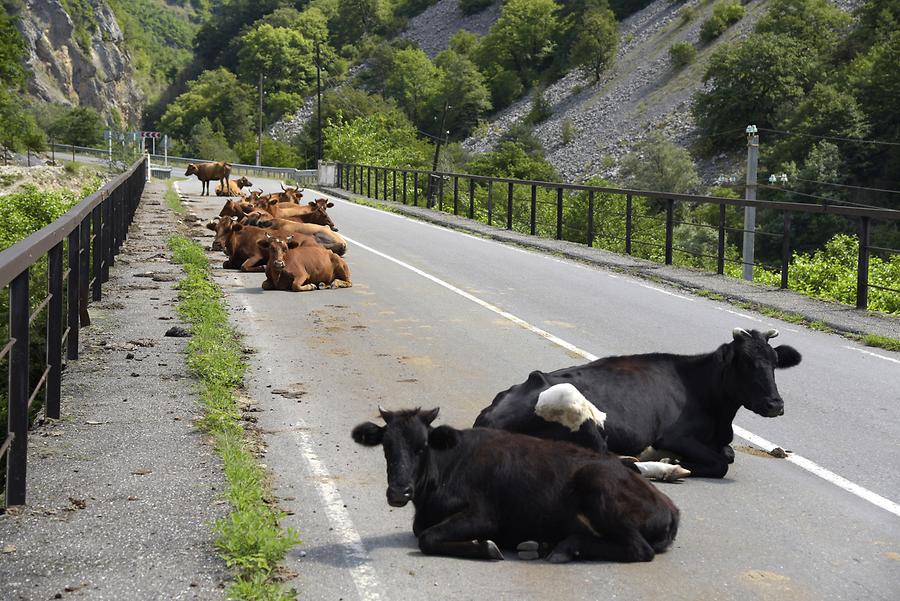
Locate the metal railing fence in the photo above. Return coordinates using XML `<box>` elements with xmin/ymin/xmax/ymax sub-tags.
<box><xmin>334</xmin><ymin>162</ymin><xmax>900</xmax><ymax>311</ymax></box>
<box><xmin>0</xmin><ymin>157</ymin><xmax>147</xmax><ymax>506</ymax></box>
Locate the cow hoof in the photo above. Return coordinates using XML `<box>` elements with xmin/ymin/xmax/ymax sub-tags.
<box><xmin>546</xmin><ymin>549</ymin><xmax>574</xmax><ymax>564</ymax></box>
<box><xmin>485</xmin><ymin>540</ymin><xmax>504</xmax><ymax>561</ymax></box>
<box><xmin>517</xmin><ymin>541</ymin><xmax>540</xmax><ymax>560</ymax></box>
<box><xmin>723</xmin><ymin>444</ymin><xmax>735</xmax><ymax>464</ymax></box>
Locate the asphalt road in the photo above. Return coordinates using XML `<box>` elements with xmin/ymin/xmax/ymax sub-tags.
<box><xmin>178</xmin><ymin>177</ymin><xmax>900</xmax><ymax>601</ymax></box>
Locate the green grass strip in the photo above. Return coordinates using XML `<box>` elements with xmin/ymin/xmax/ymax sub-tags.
<box><xmin>168</xmin><ymin>234</ymin><xmax>299</xmax><ymax>600</ymax></box>
<box><xmin>165</xmin><ymin>181</ymin><xmax>185</xmax><ymax>214</ymax></box>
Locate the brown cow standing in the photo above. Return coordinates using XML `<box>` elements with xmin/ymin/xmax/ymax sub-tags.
<box><xmin>186</xmin><ymin>161</ymin><xmax>232</xmax><ymax>196</ymax></box>
<box><xmin>259</xmin><ymin>235</ymin><xmax>352</xmax><ymax>292</ymax></box>
<box><xmin>216</xmin><ymin>176</ymin><xmax>253</xmax><ymax>197</ymax></box>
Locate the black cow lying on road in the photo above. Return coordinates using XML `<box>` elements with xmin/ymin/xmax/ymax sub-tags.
<box><xmin>474</xmin><ymin>328</ymin><xmax>802</xmax><ymax>478</ymax></box>
<box><xmin>352</xmin><ymin>406</ymin><xmax>680</xmax><ymax>563</ymax></box>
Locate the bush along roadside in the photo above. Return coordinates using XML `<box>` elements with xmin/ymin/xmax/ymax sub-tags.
<box><xmin>168</xmin><ymin>234</ymin><xmax>299</xmax><ymax>600</ymax></box>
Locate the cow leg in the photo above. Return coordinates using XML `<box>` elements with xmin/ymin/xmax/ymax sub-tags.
<box><xmin>239</xmin><ymin>256</ymin><xmax>266</xmax><ymax>272</ymax></box>
<box><xmin>262</xmin><ymin>278</ymin><xmax>273</xmax><ymax>290</ymax></box>
<box><xmin>655</xmin><ymin>437</ymin><xmax>730</xmax><ymax>478</ymax></box>
<box><xmin>547</xmin><ymin>529</ymin><xmax>655</xmax><ymax>564</ymax></box>
<box><xmin>417</xmin><ymin>511</ymin><xmax>503</xmax><ymax>561</ymax></box>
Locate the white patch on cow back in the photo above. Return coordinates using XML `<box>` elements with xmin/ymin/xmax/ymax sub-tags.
<box><xmin>535</xmin><ymin>383</ymin><xmax>606</xmax><ymax>432</ymax></box>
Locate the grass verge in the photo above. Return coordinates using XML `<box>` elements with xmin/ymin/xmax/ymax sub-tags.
<box><xmin>165</xmin><ymin>181</ymin><xmax>185</xmax><ymax>214</ymax></box>
<box><xmin>168</xmin><ymin>234</ymin><xmax>299</xmax><ymax>600</ymax></box>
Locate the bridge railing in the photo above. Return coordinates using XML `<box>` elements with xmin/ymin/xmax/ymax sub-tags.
<box><xmin>0</xmin><ymin>157</ymin><xmax>147</xmax><ymax>507</ymax></box>
<box><xmin>333</xmin><ymin>163</ymin><xmax>900</xmax><ymax>312</ymax></box>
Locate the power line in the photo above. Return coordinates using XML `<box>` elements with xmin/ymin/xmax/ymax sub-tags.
<box><xmin>787</xmin><ymin>177</ymin><xmax>900</xmax><ymax>196</ymax></box>
<box><xmin>757</xmin><ymin>127</ymin><xmax>900</xmax><ymax>147</ymax></box>
<box><xmin>758</xmin><ymin>183</ymin><xmax>894</xmax><ymax>210</ymax></box>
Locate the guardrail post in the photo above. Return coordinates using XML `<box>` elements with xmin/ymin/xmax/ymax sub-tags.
<box><xmin>67</xmin><ymin>229</ymin><xmax>80</xmax><ymax>359</ymax></box>
<box><xmin>468</xmin><ymin>178</ymin><xmax>475</xmax><ymax>219</ymax></box>
<box><xmin>79</xmin><ymin>215</ymin><xmax>91</xmax><ymax>326</ymax></box>
<box><xmin>91</xmin><ymin>204</ymin><xmax>102</xmax><ymax>301</ymax></box>
<box><xmin>530</xmin><ymin>185</ymin><xmax>537</xmax><ymax>235</ymax></box>
<box><xmin>453</xmin><ymin>176</ymin><xmax>459</xmax><ymax>215</ymax></box>
<box><xmin>403</xmin><ymin>171</ymin><xmax>408</xmax><ymax>204</ymax></box>
<box><xmin>47</xmin><ymin>243</ymin><xmax>63</xmax><ymax>419</ymax></box>
<box><xmin>438</xmin><ymin>176</ymin><xmax>445</xmax><ymax>211</ymax></box>
<box><xmin>507</xmin><ymin>182</ymin><xmax>513</xmax><ymax>230</ymax></box>
<box><xmin>6</xmin><ymin>269</ymin><xmax>30</xmax><ymax>505</ymax></box>
<box><xmin>556</xmin><ymin>187</ymin><xmax>563</xmax><ymax>240</ymax></box>
<box><xmin>487</xmin><ymin>181</ymin><xmax>493</xmax><ymax>226</ymax></box>
<box><xmin>781</xmin><ymin>213</ymin><xmax>792</xmax><ymax>289</ymax></box>
<box><xmin>102</xmin><ymin>192</ymin><xmax>112</xmax><ymax>280</ymax></box>
<box><xmin>393</xmin><ymin>169</ymin><xmax>397</xmax><ymax>202</ymax></box>
<box><xmin>587</xmin><ymin>191</ymin><xmax>594</xmax><ymax>247</ymax></box>
<box><xmin>375</xmin><ymin>167</ymin><xmax>379</xmax><ymax>199</ymax></box>
<box><xmin>717</xmin><ymin>204</ymin><xmax>726</xmax><ymax>275</ymax></box>
<box><xmin>856</xmin><ymin>216</ymin><xmax>870</xmax><ymax>310</ymax></box>
<box><xmin>625</xmin><ymin>193</ymin><xmax>632</xmax><ymax>255</ymax></box>
<box><xmin>665</xmin><ymin>198</ymin><xmax>674</xmax><ymax>265</ymax></box>
<box><xmin>367</xmin><ymin>166</ymin><xmax>372</xmax><ymax>198</ymax></box>
<box><xmin>413</xmin><ymin>172</ymin><xmax>419</xmax><ymax>206</ymax></box>
<box><xmin>384</xmin><ymin>168</ymin><xmax>389</xmax><ymax>200</ymax></box>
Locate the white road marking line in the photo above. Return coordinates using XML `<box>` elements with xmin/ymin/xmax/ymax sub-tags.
<box><xmin>637</xmin><ymin>282</ymin><xmax>694</xmax><ymax>301</ymax></box>
<box><xmin>345</xmin><ymin>234</ymin><xmax>900</xmax><ymax>518</ymax></box>
<box><xmin>715</xmin><ymin>306</ymin><xmax>762</xmax><ymax>322</ymax></box>
<box><xmin>295</xmin><ymin>426</ymin><xmax>385</xmax><ymax>601</ymax></box>
<box><xmin>844</xmin><ymin>346</ymin><xmax>900</xmax><ymax>364</ymax></box>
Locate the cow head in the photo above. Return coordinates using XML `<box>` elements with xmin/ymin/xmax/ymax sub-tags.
<box><xmin>235</xmin><ymin>176</ymin><xmax>253</xmax><ymax>190</ymax></box>
<box><xmin>725</xmin><ymin>328</ymin><xmax>802</xmax><ymax>418</ymax></box>
<box><xmin>219</xmin><ymin>198</ymin><xmax>253</xmax><ymax>219</ymax></box>
<box><xmin>306</xmin><ymin>199</ymin><xmax>338</xmax><ymax>231</ymax></box>
<box><xmin>185</xmin><ymin>164</ymin><xmax>198</xmax><ymax>177</ymax></box>
<box><xmin>352</xmin><ymin>407</ymin><xmax>440</xmax><ymax>507</ymax></box>
<box><xmin>258</xmin><ymin>235</ymin><xmax>298</xmax><ymax>273</ymax></box>
<box><xmin>243</xmin><ymin>210</ymin><xmax>274</xmax><ymax>227</ymax></box>
<box><xmin>208</xmin><ymin>216</ymin><xmax>240</xmax><ymax>251</ymax></box>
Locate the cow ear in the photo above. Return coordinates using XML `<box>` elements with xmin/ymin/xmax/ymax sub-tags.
<box><xmin>419</xmin><ymin>407</ymin><xmax>440</xmax><ymax>426</ymax></box>
<box><xmin>428</xmin><ymin>425</ymin><xmax>460</xmax><ymax>450</ymax></box>
<box><xmin>206</xmin><ymin>221</ymin><xmax>217</xmax><ymax>231</ymax></box>
<box><xmin>257</xmin><ymin>238</ymin><xmax>270</xmax><ymax>248</ymax></box>
<box><xmin>775</xmin><ymin>345</ymin><xmax>802</xmax><ymax>369</ymax></box>
<box><xmin>308</xmin><ymin>201</ymin><xmax>317</xmax><ymax>207</ymax></box>
<box><xmin>352</xmin><ymin>422</ymin><xmax>385</xmax><ymax>447</ymax></box>
<box><xmin>268</xmin><ymin>199</ymin><xmax>277</xmax><ymax>206</ymax></box>
<box><xmin>232</xmin><ymin>223</ymin><xmax>243</xmax><ymax>232</ymax></box>
<box><xmin>287</xmin><ymin>239</ymin><xmax>299</xmax><ymax>249</ymax></box>
<box><xmin>326</xmin><ymin>202</ymin><xmax>334</xmax><ymax>208</ymax></box>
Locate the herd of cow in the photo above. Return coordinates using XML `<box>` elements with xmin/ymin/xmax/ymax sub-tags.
<box><xmin>188</xmin><ymin>163</ymin><xmax>352</xmax><ymax>293</ymax></box>
<box><xmin>186</xmin><ymin>163</ymin><xmax>805</xmax><ymax>565</ymax></box>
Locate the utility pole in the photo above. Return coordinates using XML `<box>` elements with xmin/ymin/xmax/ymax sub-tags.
<box><xmin>427</xmin><ymin>101</ymin><xmax>449</xmax><ymax>208</ymax></box>
<box><xmin>256</xmin><ymin>72</ymin><xmax>263</xmax><ymax>167</ymax></box>
<box><xmin>742</xmin><ymin>125</ymin><xmax>759</xmax><ymax>281</ymax></box>
<box><xmin>316</xmin><ymin>40</ymin><xmax>323</xmax><ymax>165</ymax></box>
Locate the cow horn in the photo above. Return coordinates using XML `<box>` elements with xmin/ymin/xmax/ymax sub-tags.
<box><xmin>377</xmin><ymin>405</ymin><xmax>390</xmax><ymax>421</ymax></box>
<box><xmin>231</xmin><ymin>216</ymin><xmax>238</xmax><ymax>221</ymax></box>
<box><xmin>732</xmin><ymin>327</ymin><xmax>751</xmax><ymax>340</ymax></box>
<box><xmin>764</xmin><ymin>329</ymin><xmax>779</xmax><ymax>340</ymax></box>
<box><xmin>266</xmin><ymin>233</ymin><xmax>272</xmax><ymax>239</ymax></box>
<box><xmin>281</xmin><ymin>183</ymin><xmax>287</xmax><ymax>191</ymax></box>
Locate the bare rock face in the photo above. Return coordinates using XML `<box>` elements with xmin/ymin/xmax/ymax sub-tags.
<box><xmin>15</xmin><ymin>0</ymin><xmax>144</xmax><ymax>125</ymax></box>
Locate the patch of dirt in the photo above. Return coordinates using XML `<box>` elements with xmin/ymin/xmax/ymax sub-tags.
<box><xmin>0</xmin><ymin>164</ymin><xmax>110</xmax><ymax>196</ymax></box>
<box><xmin>272</xmin><ymin>384</ymin><xmax>306</xmax><ymax>399</ymax></box>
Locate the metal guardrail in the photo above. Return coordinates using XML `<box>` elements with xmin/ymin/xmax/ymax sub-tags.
<box><xmin>335</xmin><ymin>162</ymin><xmax>900</xmax><ymax>311</ymax></box>
<box><xmin>0</xmin><ymin>157</ymin><xmax>147</xmax><ymax>506</ymax></box>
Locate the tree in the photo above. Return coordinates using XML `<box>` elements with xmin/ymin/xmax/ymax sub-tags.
<box><xmin>619</xmin><ymin>131</ymin><xmax>700</xmax><ymax>193</ymax></box>
<box><xmin>235</xmin><ymin>135</ymin><xmax>301</xmax><ymax>167</ymax></box>
<box><xmin>189</xmin><ymin>117</ymin><xmax>237</xmax><ymax>162</ymax></box>
<box><xmin>331</xmin><ymin>0</ymin><xmax>389</xmax><ymax>46</ymax></box>
<box><xmin>459</xmin><ymin>0</ymin><xmax>493</xmax><ymax>16</ymax></box>
<box><xmin>159</xmin><ymin>68</ymin><xmax>255</xmax><ymax>146</ymax></box>
<box><xmin>693</xmin><ymin>33</ymin><xmax>818</xmax><ymax>147</ymax></box>
<box><xmin>669</xmin><ymin>42</ymin><xmax>696</xmax><ymax>68</ymax></box>
<box><xmin>0</xmin><ymin>91</ymin><xmax>46</xmax><ymax>153</ymax></box>
<box><xmin>50</xmin><ymin>106</ymin><xmax>106</xmax><ymax>146</ymax></box>
<box><xmin>476</xmin><ymin>0</ymin><xmax>563</xmax><ymax>85</ymax></box>
<box><xmin>384</xmin><ymin>47</ymin><xmax>440</xmax><ymax>127</ymax></box>
<box><xmin>323</xmin><ymin>110</ymin><xmax>431</xmax><ymax>167</ymax></box>
<box><xmin>569</xmin><ymin>5</ymin><xmax>618</xmax><ymax>81</ymax></box>
<box><xmin>449</xmin><ymin>30</ymin><xmax>478</xmax><ymax>57</ymax></box>
<box><xmin>432</xmin><ymin>49</ymin><xmax>492</xmax><ymax>139</ymax></box>
<box><xmin>467</xmin><ymin>141</ymin><xmax>559</xmax><ymax>181</ymax></box>
<box><xmin>755</xmin><ymin>0</ymin><xmax>850</xmax><ymax>55</ymax></box>
<box><xmin>238</xmin><ymin>24</ymin><xmax>316</xmax><ymax>112</ymax></box>
<box><xmin>0</xmin><ymin>11</ymin><xmax>26</xmax><ymax>88</ymax></box>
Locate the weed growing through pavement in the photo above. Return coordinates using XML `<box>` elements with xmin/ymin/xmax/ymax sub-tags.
<box><xmin>169</xmin><ymin>235</ymin><xmax>299</xmax><ymax>600</ymax></box>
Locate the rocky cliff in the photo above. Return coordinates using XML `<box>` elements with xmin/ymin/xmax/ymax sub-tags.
<box><xmin>13</xmin><ymin>0</ymin><xmax>144</xmax><ymax>126</ymax></box>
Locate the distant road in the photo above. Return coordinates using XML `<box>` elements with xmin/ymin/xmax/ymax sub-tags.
<box><xmin>179</xmin><ymin>176</ymin><xmax>900</xmax><ymax>601</ymax></box>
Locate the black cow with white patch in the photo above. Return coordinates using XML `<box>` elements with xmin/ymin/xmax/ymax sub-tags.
<box><xmin>353</xmin><ymin>407</ymin><xmax>679</xmax><ymax>563</ymax></box>
<box><xmin>474</xmin><ymin>328</ymin><xmax>802</xmax><ymax>478</ymax></box>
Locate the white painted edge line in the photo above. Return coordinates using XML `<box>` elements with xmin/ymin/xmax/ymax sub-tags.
<box><xmin>843</xmin><ymin>345</ymin><xmax>900</xmax><ymax>365</ymax></box>
<box><xmin>345</xmin><ymin>234</ymin><xmax>900</xmax><ymax>519</ymax></box>
<box><xmin>295</xmin><ymin>427</ymin><xmax>385</xmax><ymax>601</ymax></box>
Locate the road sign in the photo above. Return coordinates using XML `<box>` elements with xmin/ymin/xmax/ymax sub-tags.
<box><xmin>141</xmin><ymin>131</ymin><xmax>162</xmax><ymax>139</ymax></box>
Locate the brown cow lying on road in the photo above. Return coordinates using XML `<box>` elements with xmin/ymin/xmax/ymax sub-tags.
<box><xmin>244</xmin><ymin>213</ymin><xmax>347</xmax><ymax>255</ymax></box>
<box><xmin>263</xmin><ymin>198</ymin><xmax>338</xmax><ymax>230</ymax></box>
<box><xmin>259</xmin><ymin>235</ymin><xmax>352</xmax><ymax>292</ymax></box>
<box><xmin>186</xmin><ymin>161</ymin><xmax>232</xmax><ymax>196</ymax></box>
<box><xmin>216</xmin><ymin>176</ymin><xmax>253</xmax><ymax>197</ymax></box>
<box><xmin>218</xmin><ymin>198</ymin><xmax>255</xmax><ymax>220</ymax></box>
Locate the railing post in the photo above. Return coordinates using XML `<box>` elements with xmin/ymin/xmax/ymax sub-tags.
<box><xmin>587</xmin><ymin>191</ymin><xmax>594</xmax><ymax>247</ymax></box>
<box><xmin>393</xmin><ymin>169</ymin><xmax>397</xmax><ymax>202</ymax></box>
<box><xmin>487</xmin><ymin>181</ymin><xmax>493</xmax><ymax>226</ymax></box>
<box><xmin>530</xmin><ymin>185</ymin><xmax>537</xmax><ymax>236</ymax></box>
<box><xmin>102</xmin><ymin>192</ymin><xmax>113</xmax><ymax>280</ymax></box>
<box><xmin>47</xmin><ymin>243</ymin><xmax>63</xmax><ymax>419</ymax></box>
<box><xmin>374</xmin><ymin>166</ymin><xmax>379</xmax><ymax>199</ymax></box>
<box><xmin>413</xmin><ymin>172</ymin><xmax>419</xmax><ymax>206</ymax></box>
<box><xmin>468</xmin><ymin>178</ymin><xmax>475</xmax><ymax>219</ymax></box>
<box><xmin>556</xmin><ymin>187</ymin><xmax>563</xmax><ymax>240</ymax></box>
<box><xmin>92</xmin><ymin>203</ymin><xmax>102</xmax><ymax>301</ymax></box>
<box><xmin>67</xmin><ymin>228</ymin><xmax>80</xmax><ymax>359</ymax></box>
<box><xmin>507</xmin><ymin>182</ymin><xmax>513</xmax><ymax>230</ymax></box>
<box><xmin>453</xmin><ymin>176</ymin><xmax>459</xmax><ymax>215</ymax></box>
<box><xmin>717</xmin><ymin>204</ymin><xmax>726</xmax><ymax>275</ymax></box>
<box><xmin>665</xmin><ymin>198</ymin><xmax>674</xmax><ymax>265</ymax></box>
<box><xmin>780</xmin><ymin>213</ymin><xmax>792</xmax><ymax>289</ymax></box>
<box><xmin>857</xmin><ymin>216</ymin><xmax>870</xmax><ymax>310</ymax></box>
<box><xmin>384</xmin><ymin>168</ymin><xmax>389</xmax><ymax>201</ymax></box>
<box><xmin>367</xmin><ymin>166</ymin><xmax>371</xmax><ymax>198</ymax></box>
<box><xmin>6</xmin><ymin>269</ymin><xmax>30</xmax><ymax>506</ymax></box>
<box><xmin>79</xmin><ymin>216</ymin><xmax>91</xmax><ymax>326</ymax></box>
<box><xmin>403</xmin><ymin>171</ymin><xmax>408</xmax><ymax>205</ymax></box>
<box><xmin>625</xmin><ymin>193</ymin><xmax>632</xmax><ymax>255</ymax></box>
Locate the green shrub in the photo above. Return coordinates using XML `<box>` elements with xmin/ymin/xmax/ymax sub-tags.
<box><xmin>526</xmin><ymin>84</ymin><xmax>552</xmax><ymax>124</ymax></box>
<box><xmin>669</xmin><ymin>41</ymin><xmax>697</xmax><ymax>67</ymax></box>
<box><xmin>700</xmin><ymin>1</ymin><xmax>745</xmax><ymax>43</ymax></box>
<box><xmin>561</xmin><ymin>117</ymin><xmax>575</xmax><ymax>145</ymax></box>
<box><xmin>679</xmin><ymin>6</ymin><xmax>696</xmax><ymax>26</ymax></box>
<box><xmin>459</xmin><ymin>0</ymin><xmax>494</xmax><ymax>15</ymax></box>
